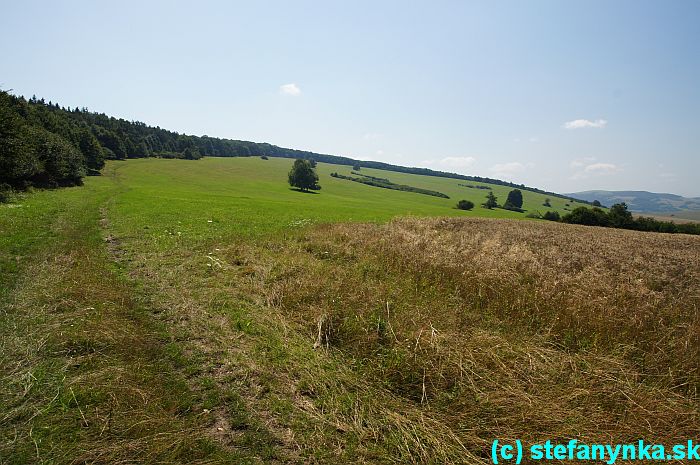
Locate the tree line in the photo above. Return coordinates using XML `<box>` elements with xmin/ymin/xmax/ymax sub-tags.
<box><xmin>539</xmin><ymin>203</ymin><xmax>700</xmax><ymax>235</ymax></box>
<box><xmin>2</xmin><ymin>90</ymin><xmax>600</xmax><ymax>204</ymax></box>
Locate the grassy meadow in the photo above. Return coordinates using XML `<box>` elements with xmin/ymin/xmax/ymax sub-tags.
<box><xmin>1</xmin><ymin>157</ymin><xmax>698</xmax><ymax>464</ymax></box>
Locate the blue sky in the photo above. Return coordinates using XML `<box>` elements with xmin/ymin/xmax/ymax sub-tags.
<box><xmin>2</xmin><ymin>1</ymin><xmax>699</xmax><ymax>196</ymax></box>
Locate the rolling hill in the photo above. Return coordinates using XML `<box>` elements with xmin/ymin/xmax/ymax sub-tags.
<box><xmin>570</xmin><ymin>190</ymin><xmax>700</xmax><ymax>214</ymax></box>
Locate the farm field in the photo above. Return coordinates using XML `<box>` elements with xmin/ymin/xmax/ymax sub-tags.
<box><xmin>1</xmin><ymin>158</ymin><xmax>698</xmax><ymax>464</ymax></box>
<box><xmin>645</xmin><ymin>211</ymin><xmax>700</xmax><ymax>223</ymax></box>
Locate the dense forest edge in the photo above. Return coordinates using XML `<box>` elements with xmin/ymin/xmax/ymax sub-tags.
<box><xmin>1</xmin><ymin>90</ymin><xmax>590</xmax><ymax>203</ymax></box>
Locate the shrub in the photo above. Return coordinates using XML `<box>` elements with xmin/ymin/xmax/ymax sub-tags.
<box><xmin>562</xmin><ymin>207</ymin><xmax>609</xmax><ymax>227</ymax></box>
<box><xmin>183</xmin><ymin>146</ymin><xmax>201</xmax><ymax>160</ymax></box>
<box><xmin>0</xmin><ymin>183</ymin><xmax>12</xmax><ymax>203</ymax></box>
<box><xmin>456</xmin><ymin>200</ymin><xmax>474</xmax><ymax>211</ymax></box>
<box><xmin>543</xmin><ymin>198</ymin><xmax>551</xmax><ymax>207</ymax></box>
<box><xmin>502</xmin><ymin>202</ymin><xmax>524</xmax><ymax>212</ymax></box>
<box><xmin>542</xmin><ymin>211</ymin><xmax>561</xmax><ymax>221</ymax></box>
<box><xmin>505</xmin><ymin>189</ymin><xmax>523</xmax><ymax>209</ymax></box>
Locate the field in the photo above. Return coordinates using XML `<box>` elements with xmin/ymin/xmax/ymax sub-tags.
<box><xmin>645</xmin><ymin>211</ymin><xmax>700</xmax><ymax>223</ymax></box>
<box><xmin>1</xmin><ymin>157</ymin><xmax>698</xmax><ymax>464</ymax></box>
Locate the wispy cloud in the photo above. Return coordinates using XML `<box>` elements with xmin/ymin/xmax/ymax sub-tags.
<box><xmin>438</xmin><ymin>156</ymin><xmax>477</xmax><ymax>169</ymax></box>
<box><xmin>490</xmin><ymin>161</ymin><xmax>527</xmax><ymax>176</ymax></box>
<box><xmin>584</xmin><ymin>162</ymin><xmax>618</xmax><ymax>174</ymax></box>
<box><xmin>421</xmin><ymin>156</ymin><xmax>477</xmax><ymax>170</ymax></box>
<box><xmin>570</xmin><ymin>158</ymin><xmax>621</xmax><ymax>179</ymax></box>
<box><xmin>570</xmin><ymin>156</ymin><xmax>597</xmax><ymax>168</ymax></box>
<box><xmin>279</xmin><ymin>83</ymin><xmax>301</xmax><ymax>96</ymax></box>
<box><xmin>562</xmin><ymin>119</ymin><xmax>607</xmax><ymax>129</ymax></box>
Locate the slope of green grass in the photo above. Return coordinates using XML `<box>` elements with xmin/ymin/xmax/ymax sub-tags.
<box><xmin>0</xmin><ymin>171</ymin><xmax>263</xmax><ymax>463</ymax></box>
<box><xmin>109</xmin><ymin>157</ymin><xmax>586</xmax><ymax>240</ymax></box>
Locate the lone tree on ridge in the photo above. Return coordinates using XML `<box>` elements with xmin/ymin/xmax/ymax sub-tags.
<box><xmin>288</xmin><ymin>159</ymin><xmax>321</xmax><ymax>192</ymax></box>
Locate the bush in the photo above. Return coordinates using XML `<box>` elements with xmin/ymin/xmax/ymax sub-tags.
<box><xmin>456</xmin><ymin>200</ymin><xmax>474</xmax><ymax>211</ymax></box>
<box><xmin>260</xmin><ymin>155</ymin><xmax>268</xmax><ymax>160</ymax></box>
<box><xmin>542</xmin><ymin>211</ymin><xmax>561</xmax><ymax>221</ymax></box>
<box><xmin>502</xmin><ymin>202</ymin><xmax>524</xmax><ymax>212</ymax></box>
<box><xmin>0</xmin><ymin>183</ymin><xmax>12</xmax><ymax>203</ymax></box>
<box><xmin>505</xmin><ymin>189</ymin><xmax>523</xmax><ymax>209</ymax></box>
<box><xmin>562</xmin><ymin>207</ymin><xmax>610</xmax><ymax>227</ymax></box>
<box><xmin>183</xmin><ymin>146</ymin><xmax>201</xmax><ymax>160</ymax></box>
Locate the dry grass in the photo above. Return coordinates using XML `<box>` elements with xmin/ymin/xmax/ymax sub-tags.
<box><xmin>8</xmin><ymin>175</ymin><xmax>697</xmax><ymax>463</ymax></box>
<box><xmin>240</xmin><ymin>217</ymin><xmax>699</xmax><ymax>456</ymax></box>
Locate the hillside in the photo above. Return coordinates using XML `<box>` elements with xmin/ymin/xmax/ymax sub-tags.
<box><xmin>2</xmin><ymin>158</ymin><xmax>698</xmax><ymax>463</ymax></box>
<box><xmin>1</xmin><ymin>90</ymin><xmax>588</xmax><ymax>204</ymax></box>
<box><xmin>570</xmin><ymin>189</ymin><xmax>700</xmax><ymax>213</ymax></box>
<box><xmin>97</xmin><ymin>157</ymin><xmax>590</xmax><ymax>226</ymax></box>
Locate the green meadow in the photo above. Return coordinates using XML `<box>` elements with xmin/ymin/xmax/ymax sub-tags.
<box><xmin>3</xmin><ymin>158</ymin><xmax>695</xmax><ymax>464</ymax></box>
<box><xmin>109</xmin><ymin>157</ymin><xmax>584</xmax><ymax>238</ymax></box>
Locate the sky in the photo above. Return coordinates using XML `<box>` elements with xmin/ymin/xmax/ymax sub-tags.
<box><xmin>1</xmin><ymin>1</ymin><xmax>699</xmax><ymax>196</ymax></box>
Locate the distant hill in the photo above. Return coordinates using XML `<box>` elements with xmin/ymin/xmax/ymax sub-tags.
<box><xmin>569</xmin><ymin>190</ymin><xmax>700</xmax><ymax>213</ymax></box>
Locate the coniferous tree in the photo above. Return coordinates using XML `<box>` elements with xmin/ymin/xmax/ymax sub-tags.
<box><xmin>78</xmin><ymin>128</ymin><xmax>105</xmax><ymax>172</ymax></box>
<box><xmin>483</xmin><ymin>191</ymin><xmax>498</xmax><ymax>209</ymax></box>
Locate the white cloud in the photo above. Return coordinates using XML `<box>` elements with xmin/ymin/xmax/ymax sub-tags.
<box><xmin>421</xmin><ymin>156</ymin><xmax>477</xmax><ymax>170</ymax></box>
<box><xmin>279</xmin><ymin>83</ymin><xmax>301</xmax><ymax>96</ymax></box>
<box><xmin>490</xmin><ymin>162</ymin><xmax>526</xmax><ymax>175</ymax></box>
<box><xmin>438</xmin><ymin>156</ymin><xmax>477</xmax><ymax>169</ymax></box>
<box><xmin>570</xmin><ymin>156</ymin><xmax>597</xmax><ymax>168</ymax></box>
<box><xmin>570</xmin><ymin>158</ymin><xmax>621</xmax><ymax>179</ymax></box>
<box><xmin>583</xmin><ymin>162</ymin><xmax>618</xmax><ymax>174</ymax></box>
<box><xmin>562</xmin><ymin>119</ymin><xmax>607</xmax><ymax>129</ymax></box>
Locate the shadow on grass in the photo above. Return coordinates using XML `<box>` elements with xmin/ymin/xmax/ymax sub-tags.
<box><xmin>289</xmin><ymin>188</ymin><xmax>320</xmax><ymax>194</ymax></box>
